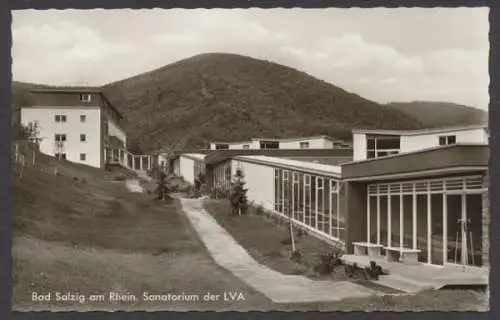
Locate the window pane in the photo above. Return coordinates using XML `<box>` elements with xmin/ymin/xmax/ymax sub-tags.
<box><xmin>304</xmin><ymin>176</ymin><xmax>311</xmax><ymax>225</ymax></box>
<box><xmin>310</xmin><ymin>176</ymin><xmax>316</xmax><ymax>228</ymax></box>
<box><xmin>403</xmin><ymin>195</ymin><xmax>413</xmax><ymax>248</ymax></box>
<box><xmin>431</xmin><ymin>194</ymin><xmax>444</xmax><ymax>265</ymax></box>
<box><xmin>448</xmin><ymin>135</ymin><xmax>456</xmax><ymax>145</ymax></box>
<box><xmin>323</xmin><ymin>180</ymin><xmax>330</xmax><ymax>234</ymax></box>
<box><xmin>377</xmin><ymin>136</ymin><xmax>401</xmax><ymax>149</ymax></box>
<box><xmin>367</xmin><ymin>151</ymin><xmax>376</xmax><ymax>159</ymax></box>
<box><xmin>298</xmin><ymin>173</ymin><xmax>304</xmax><ymax>223</ymax></box>
<box><xmin>367</xmin><ymin>137</ymin><xmax>376</xmax><ymax>149</ymax></box>
<box><xmin>416</xmin><ymin>194</ymin><xmax>428</xmax><ymax>263</ymax></box>
<box><xmin>380</xmin><ymin>196</ymin><xmax>388</xmax><ymax>248</ymax></box>
<box><xmin>331</xmin><ymin>193</ymin><xmax>338</xmax><ymax>238</ymax></box>
<box><xmin>439</xmin><ymin>136</ymin><xmax>446</xmax><ymax>145</ymax></box>
<box><xmin>369</xmin><ymin>196</ymin><xmax>378</xmax><ymax>243</ymax></box>
<box><xmin>391</xmin><ymin>195</ymin><xmax>401</xmax><ymax>247</ymax></box>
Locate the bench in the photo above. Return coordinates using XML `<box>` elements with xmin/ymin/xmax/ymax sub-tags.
<box><xmin>352</xmin><ymin>242</ymin><xmax>384</xmax><ymax>259</ymax></box>
<box><xmin>384</xmin><ymin>246</ymin><xmax>421</xmax><ymax>264</ymax></box>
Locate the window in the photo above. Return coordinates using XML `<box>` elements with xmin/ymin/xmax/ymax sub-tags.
<box><xmin>260</xmin><ymin>140</ymin><xmax>280</xmax><ymax>149</ymax></box>
<box><xmin>80</xmin><ymin>153</ymin><xmax>86</xmax><ymax>161</ymax></box>
<box><xmin>80</xmin><ymin>134</ymin><xmax>86</xmax><ymax>142</ymax></box>
<box><xmin>55</xmin><ymin>134</ymin><xmax>67</xmax><ymax>142</ymax></box>
<box><xmin>55</xmin><ymin>115</ymin><xmax>67</xmax><ymax>122</ymax></box>
<box><xmin>366</xmin><ymin>135</ymin><xmax>401</xmax><ymax>159</ymax></box>
<box><xmin>215</xmin><ymin>144</ymin><xmax>229</xmax><ymax>150</ymax></box>
<box><xmin>299</xmin><ymin>142</ymin><xmax>310</xmax><ymax>149</ymax></box>
<box><xmin>439</xmin><ymin>135</ymin><xmax>457</xmax><ymax>146</ymax></box>
<box><xmin>80</xmin><ymin>115</ymin><xmax>86</xmax><ymax>122</ymax></box>
<box><xmin>55</xmin><ymin>153</ymin><xmax>66</xmax><ymax>160</ymax></box>
<box><xmin>242</xmin><ymin>144</ymin><xmax>250</xmax><ymax>149</ymax></box>
<box><xmin>80</xmin><ymin>94</ymin><xmax>92</xmax><ymax>102</ymax></box>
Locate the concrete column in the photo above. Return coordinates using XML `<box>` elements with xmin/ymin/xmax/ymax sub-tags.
<box><xmin>344</xmin><ymin>182</ymin><xmax>367</xmax><ymax>254</ymax></box>
<box><xmin>132</xmin><ymin>156</ymin><xmax>135</xmax><ymax>170</ymax></box>
<box><xmin>482</xmin><ymin>172</ymin><xmax>490</xmax><ymax>267</ymax></box>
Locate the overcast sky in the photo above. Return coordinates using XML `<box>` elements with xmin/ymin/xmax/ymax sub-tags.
<box><xmin>12</xmin><ymin>8</ymin><xmax>489</xmax><ymax>110</ymax></box>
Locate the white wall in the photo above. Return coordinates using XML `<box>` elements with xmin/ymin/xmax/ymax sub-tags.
<box><xmin>279</xmin><ymin>137</ymin><xmax>331</xmax><ymax>149</ymax></box>
<box><xmin>352</xmin><ymin>133</ymin><xmax>367</xmax><ymax>161</ymax></box>
<box><xmin>179</xmin><ymin>156</ymin><xmax>195</xmax><ymax>184</ymax></box>
<box><xmin>231</xmin><ymin>160</ymin><xmax>275</xmax><ymax>211</ymax></box>
<box><xmin>21</xmin><ymin>107</ymin><xmax>102</xmax><ymax>168</ymax></box>
<box><xmin>401</xmin><ymin>128</ymin><xmax>488</xmax><ymax>153</ymax></box>
<box><xmin>108</xmin><ymin>118</ymin><xmax>127</xmax><ymax>146</ymax></box>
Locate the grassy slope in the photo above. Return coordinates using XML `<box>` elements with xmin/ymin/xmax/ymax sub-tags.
<box><xmin>11</xmin><ymin>152</ymin><xmax>272</xmax><ymax>311</ymax></box>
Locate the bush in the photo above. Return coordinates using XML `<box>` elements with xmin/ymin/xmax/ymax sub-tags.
<box><xmin>255</xmin><ymin>205</ymin><xmax>264</xmax><ymax>216</ymax></box>
<box><xmin>313</xmin><ymin>251</ymin><xmax>344</xmax><ymax>276</ymax></box>
<box><xmin>114</xmin><ymin>175</ymin><xmax>126</xmax><ymax>181</ymax></box>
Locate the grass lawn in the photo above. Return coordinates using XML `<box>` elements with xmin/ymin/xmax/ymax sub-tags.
<box><xmin>202</xmin><ymin>200</ymin><xmax>489</xmax><ymax>312</ymax></box>
<box><xmin>12</xmin><ymin>154</ymin><xmax>273</xmax><ymax>311</ymax></box>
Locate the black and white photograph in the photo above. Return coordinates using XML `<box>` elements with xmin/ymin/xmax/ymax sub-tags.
<box><xmin>11</xmin><ymin>7</ymin><xmax>490</xmax><ymax>312</ymax></box>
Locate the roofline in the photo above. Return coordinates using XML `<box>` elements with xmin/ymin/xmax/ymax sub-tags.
<box><xmin>343</xmin><ymin>166</ymin><xmax>488</xmax><ymax>182</ymax></box>
<box><xmin>351</xmin><ymin>124</ymin><xmax>488</xmax><ymax>136</ymax></box>
<box><xmin>234</xmin><ymin>155</ymin><xmax>342</xmax><ymax>178</ymax></box>
<box><xmin>31</xmin><ymin>88</ymin><xmax>123</xmax><ymax>119</ymax></box>
<box><xmin>31</xmin><ymin>88</ymin><xmax>102</xmax><ymax>93</ymax></box>
<box><xmin>180</xmin><ymin>153</ymin><xmax>206</xmax><ymax>161</ymax></box>
<box><xmin>249</xmin><ymin>135</ymin><xmax>343</xmax><ymax>143</ymax></box>
<box><xmin>210</xmin><ymin>135</ymin><xmax>349</xmax><ymax>145</ymax></box>
<box><xmin>342</xmin><ymin>143</ymin><xmax>488</xmax><ymax>166</ymax></box>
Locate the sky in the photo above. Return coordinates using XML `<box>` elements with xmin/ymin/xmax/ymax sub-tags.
<box><xmin>11</xmin><ymin>8</ymin><xmax>490</xmax><ymax>110</ymax></box>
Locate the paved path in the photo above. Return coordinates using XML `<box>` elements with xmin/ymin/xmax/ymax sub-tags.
<box><xmin>125</xmin><ymin>179</ymin><xmax>144</xmax><ymax>193</ymax></box>
<box><xmin>180</xmin><ymin>198</ymin><xmax>376</xmax><ymax>304</ymax></box>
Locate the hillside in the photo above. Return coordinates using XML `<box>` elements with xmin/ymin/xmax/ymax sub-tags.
<box><xmin>100</xmin><ymin>53</ymin><xmax>423</xmax><ymax>151</ymax></box>
<box><xmin>385</xmin><ymin>101</ymin><xmax>488</xmax><ymax>128</ymax></box>
<box><xmin>13</xmin><ymin>53</ymin><xmax>487</xmax><ymax>152</ymax></box>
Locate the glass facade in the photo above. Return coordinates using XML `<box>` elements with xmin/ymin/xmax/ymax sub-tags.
<box><xmin>273</xmin><ymin>168</ymin><xmax>343</xmax><ymax>242</ymax></box>
<box><xmin>366</xmin><ymin>176</ymin><xmax>485</xmax><ymax>266</ymax></box>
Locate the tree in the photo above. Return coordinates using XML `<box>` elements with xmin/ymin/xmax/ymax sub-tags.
<box><xmin>229</xmin><ymin>169</ymin><xmax>248</xmax><ymax>216</ymax></box>
<box><xmin>21</xmin><ymin>121</ymin><xmax>42</xmax><ymax>165</ymax></box>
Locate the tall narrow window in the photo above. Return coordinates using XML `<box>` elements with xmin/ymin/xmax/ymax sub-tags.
<box><xmin>80</xmin><ymin>153</ymin><xmax>86</xmax><ymax>161</ymax></box>
<box><xmin>80</xmin><ymin>115</ymin><xmax>86</xmax><ymax>122</ymax></box>
<box><xmin>80</xmin><ymin>134</ymin><xmax>87</xmax><ymax>142</ymax></box>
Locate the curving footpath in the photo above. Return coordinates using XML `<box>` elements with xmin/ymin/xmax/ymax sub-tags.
<box><xmin>179</xmin><ymin>198</ymin><xmax>376</xmax><ymax>304</ymax></box>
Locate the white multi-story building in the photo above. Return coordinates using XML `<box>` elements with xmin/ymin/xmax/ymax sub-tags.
<box><xmin>209</xmin><ymin>135</ymin><xmax>351</xmax><ymax>150</ymax></box>
<box><xmin>20</xmin><ymin>88</ymin><xmax>127</xmax><ymax>169</ymax></box>
<box><xmin>352</xmin><ymin>125</ymin><xmax>489</xmax><ymax>161</ymax></box>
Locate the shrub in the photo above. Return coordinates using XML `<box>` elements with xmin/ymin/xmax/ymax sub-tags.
<box><xmin>255</xmin><ymin>205</ymin><xmax>264</xmax><ymax>216</ymax></box>
<box><xmin>313</xmin><ymin>252</ymin><xmax>343</xmax><ymax>276</ymax></box>
<box><xmin>229</xmin><ymin>169</ymin><xmax>248</xmax><ymax>216</ymax></box>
